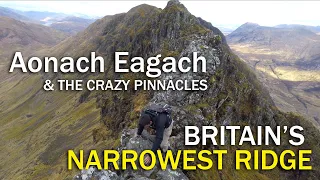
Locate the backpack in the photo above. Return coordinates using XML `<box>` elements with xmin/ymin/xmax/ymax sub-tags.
<box><xmin>143</xmin><ymin>102</ymin><xmax>172</xmax><ymax>129</ymax></box>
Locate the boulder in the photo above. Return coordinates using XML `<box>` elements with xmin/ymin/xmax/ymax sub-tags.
<box><xmin>74</xmin><ymin>129</ymin><xmax>189</xmax><ymax>180</ymax></box>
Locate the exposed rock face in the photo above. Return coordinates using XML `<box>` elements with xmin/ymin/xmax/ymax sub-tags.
<box><xmin>74</xmin><ymin>167</ymin><xmax>119</xmax><ymax>180</ymax></box>
<box><xmin>74</xmin><ymin>129</ymin><xmax>189</xmax><ymax>180</ymax></box>
<box><xmin>60</xmin><ymin>0</ymin><xmax>320</xmax><ymax>179</ymax></box>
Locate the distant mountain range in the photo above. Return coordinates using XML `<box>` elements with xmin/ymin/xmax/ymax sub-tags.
<box><xmin>228</xmin><ymin>22</ymin><xmax>320</xmax><ymax>68</ymax></box>
<box><xmin>0</xmin><ymin>6</ymin><xmax>97</xmax><ymax>34</ymax></box>
<box><xmin>215</xmin><ymin>23</ymin><xmax>320</xmax><ymax>36</ymax></box>
<box><xmin>0</xmin><ymin>6</ymin><xmax>35</xmax><ymax>23</ymax></box>
<box><xmin>275</xmin><ymin>24</ymin><xmax>320</xmax><ymax>34</ymax></box>
<box><xmin>0</xmin><ymin>16</ymin><xmax>67</xmax><ymax>87</ymax></box>
<box><xmin>227</xmin><ymin>22</ymin><xmax>320</xmax><ymax>123</ymax></box>
<box><xmin>0</xmin><ymin>16</ymin><xmax>66</xmax><ymax>60</ymax></box>
<box><xmin>214</xmin><ymin>26</ymin><xmax>236</xmax><ymax>35</ymax></box>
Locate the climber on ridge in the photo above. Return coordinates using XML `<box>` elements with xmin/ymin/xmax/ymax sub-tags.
<box><xmin>136</xmin><ymin>102</ymin><xmax>173</xmax><ymax>165</ymax></box>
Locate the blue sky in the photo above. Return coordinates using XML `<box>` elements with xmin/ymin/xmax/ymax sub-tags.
<box><xmin>0</xmin><ymin>1</ymin><xmax>319</xmax><ymax>28</ymax></box>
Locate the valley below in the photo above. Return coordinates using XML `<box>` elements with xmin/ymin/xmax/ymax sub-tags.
<box><xmin>227</xmin><ymin>23</ymin><xmax>320</xmax><ymax>124</ymax></box>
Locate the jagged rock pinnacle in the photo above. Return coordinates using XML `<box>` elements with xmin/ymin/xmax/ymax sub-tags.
<box><xmin>167</xmin><ymin>0</ymin><xmax>181</xmax><ymax>7</ymax></box>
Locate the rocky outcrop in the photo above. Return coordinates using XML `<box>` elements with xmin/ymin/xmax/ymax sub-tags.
<box><xmin>66</xmin><ymin>0</ymin><xmax>320</xmax><ymax>179</ymax></box>
<box><xmin>74</xmin><ymin>167</ymin><xmax>119</xmax><ymax>180</ymax></box>
<box><xmin>74</xmin><ymin>129</ymin><xmax>188</xmax><ymax>180</ymax></box>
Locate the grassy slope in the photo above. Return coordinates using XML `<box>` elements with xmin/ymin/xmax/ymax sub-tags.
<box><xmin>0</xmin><ymin>16</ymin><xmax>107</xmax><ymax>179</ymax></box>
<box><xmin>0</xmin><ymin>72</ymin><xmax>98</xmax><ymax>179</ymax></box>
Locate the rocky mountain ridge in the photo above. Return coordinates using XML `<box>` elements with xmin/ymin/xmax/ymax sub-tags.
<box><xmin>0</xmin><ymin>1</ymin><xmax>319</xmax><ymax>179</ymax></box>
<box><xmin>62</xmin><ymin>1</ymin><xmax>320</xmax><ymax>179</ymax></box>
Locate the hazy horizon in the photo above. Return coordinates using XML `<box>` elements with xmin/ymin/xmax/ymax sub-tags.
<box><xmin>0</xmin><ymin>1</ymin><xmax>319</xmax><ymax>29</ymax></box>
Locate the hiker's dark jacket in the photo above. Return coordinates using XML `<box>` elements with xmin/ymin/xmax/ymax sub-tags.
<box><xmin>137</xmin><ymin>113</ymin><xmax>169</xmax><ymax>152</ymax></box>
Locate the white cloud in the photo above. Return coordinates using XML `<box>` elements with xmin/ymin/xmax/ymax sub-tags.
<box><xmin>0</xmin><ymin>1</ymin><xmax>319</xmax><ymax>27</ymax></box>
<box><xmin>183</xmin><ymin>1</ymin><xmax>320</xmax><ymax>27</ymax></box>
